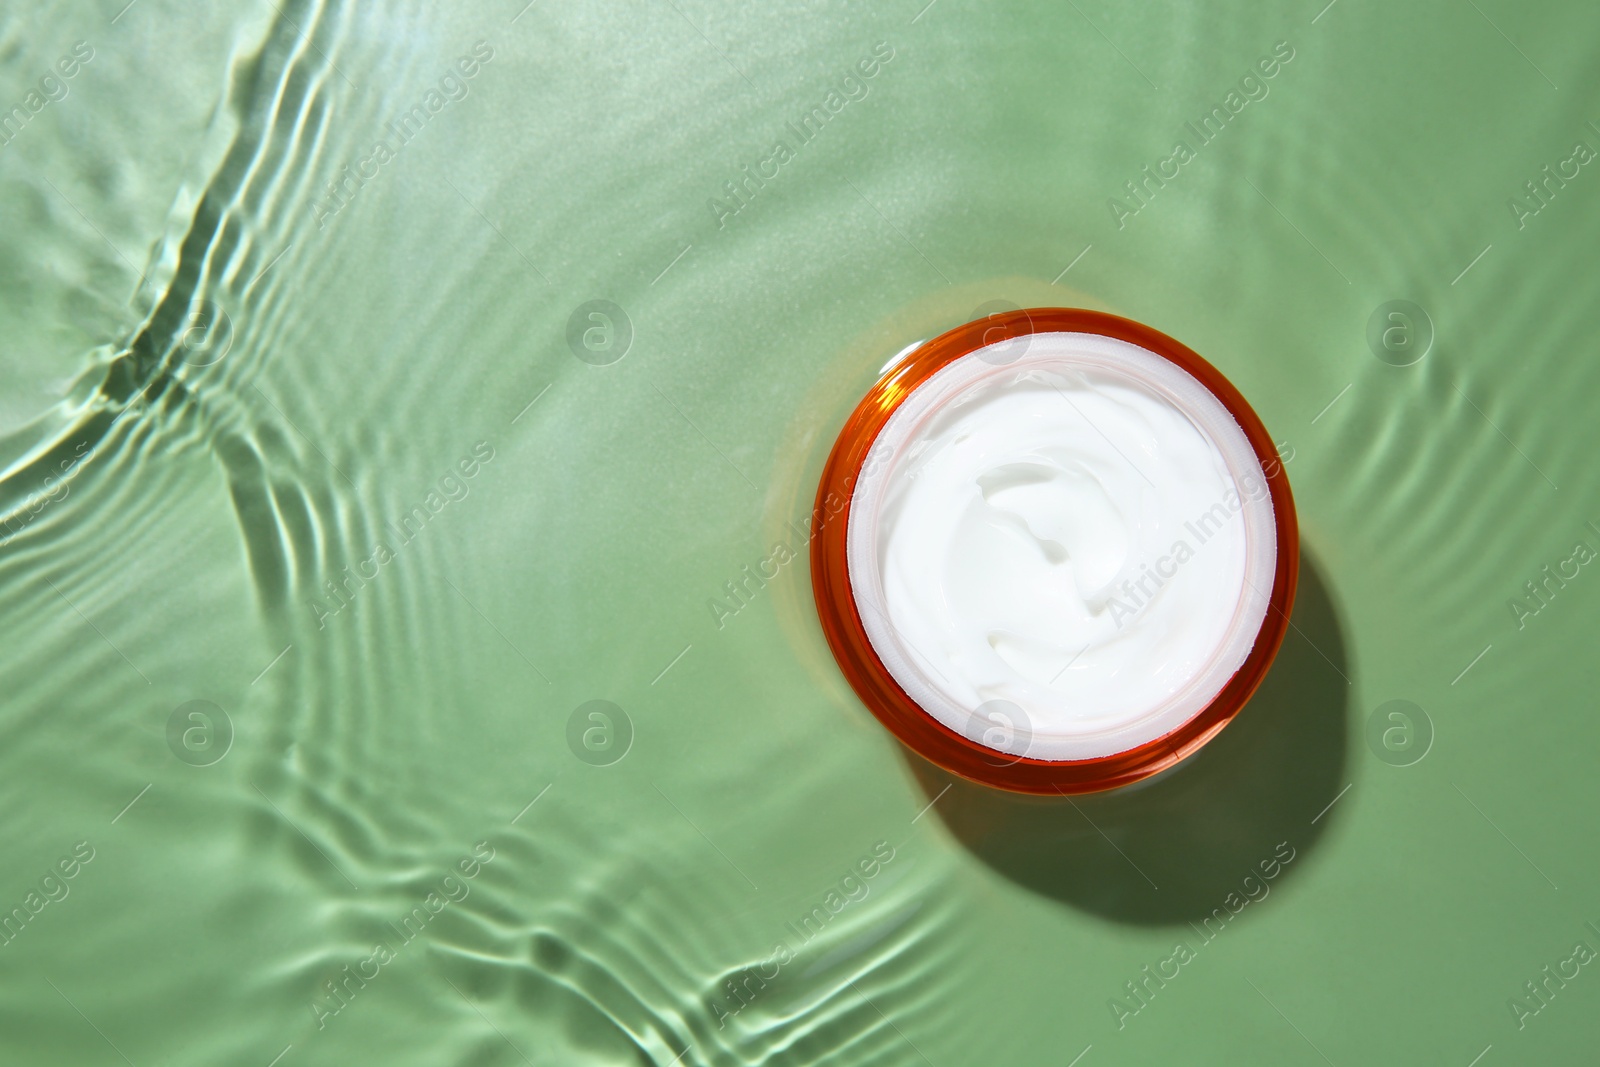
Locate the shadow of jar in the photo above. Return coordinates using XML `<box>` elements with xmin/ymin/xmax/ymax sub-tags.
<box><xmin>904</xmin><ymin>544</ymin><xmax>1350</xmax><ymax>926</ymax></box>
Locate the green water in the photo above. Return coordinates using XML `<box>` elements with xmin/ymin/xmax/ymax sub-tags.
<box><xmin>3</xmin><ymin>0</ymin><xmax>1599</xmax><ymax>1063</ymax></box>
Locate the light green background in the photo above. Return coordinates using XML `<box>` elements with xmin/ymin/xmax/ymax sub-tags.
<box><xmin>2</xmin><ymin>0</ymin><xmax>1598</xmax><ymax>1063</ymax></box>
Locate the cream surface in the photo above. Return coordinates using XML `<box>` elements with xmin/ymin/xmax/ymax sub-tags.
<box><xmin>847</xmin><ymin>332</ymin><xmax>1277</xmax><ymax>761</ymax></box>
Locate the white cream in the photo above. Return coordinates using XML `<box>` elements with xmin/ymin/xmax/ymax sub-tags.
<box><xmin>847</xmin><ymin>332</ymin><xmax>1277</xmax><ymax>761</ymax></box>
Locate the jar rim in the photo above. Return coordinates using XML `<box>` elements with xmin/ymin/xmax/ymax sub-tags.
<box><xmin>809</xmin><ymin>308</ymin><xmax>1299</xmax><ymax>795</ymax></box>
